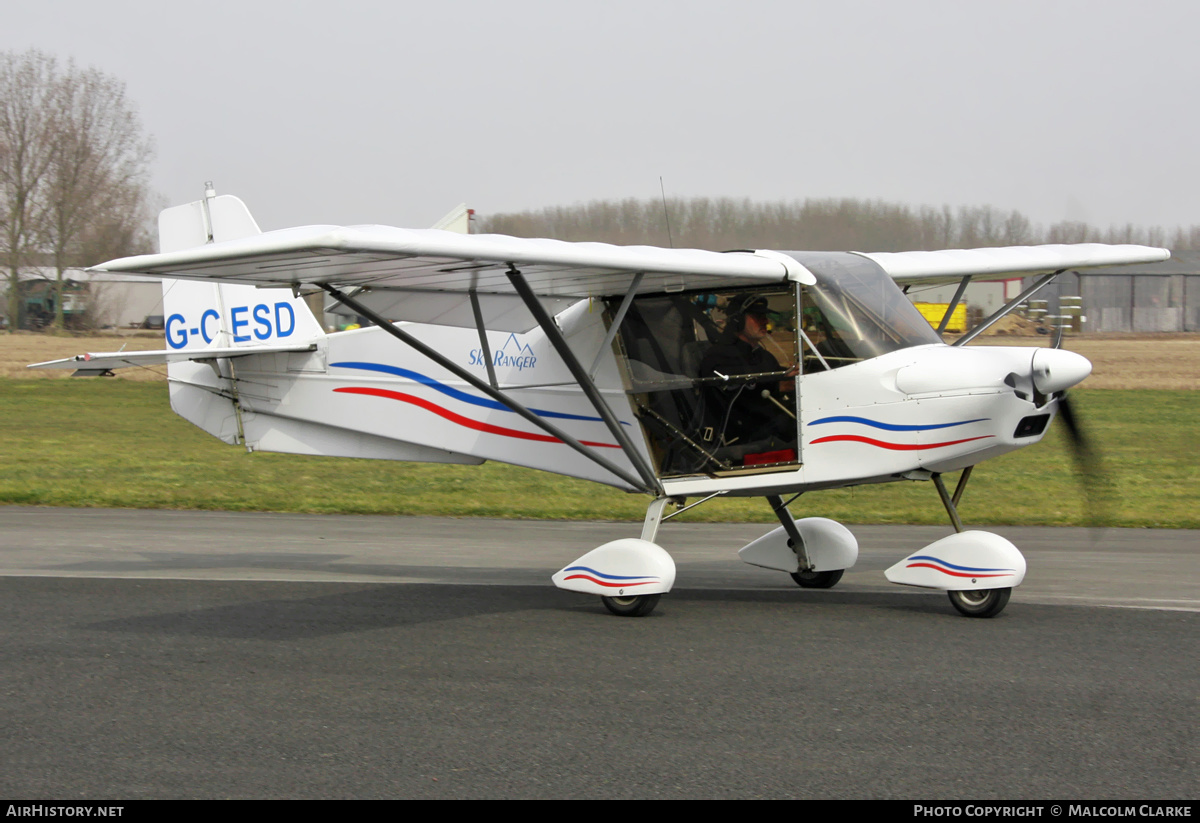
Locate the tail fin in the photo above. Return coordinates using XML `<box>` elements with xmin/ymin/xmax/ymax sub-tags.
<box><xmin>157</xmin><ymin>187</ymin><xmax>325</xmax><ymax>445</ymax></box>
<box><xmin>158</xmin><ymin>187</ymin><xmax>324</xmax><ymax>352</ymax></box>
<box><xmin>158</xmin><ymin>183</ymin><xmax>263</xmax><ymax>253</ymax></box>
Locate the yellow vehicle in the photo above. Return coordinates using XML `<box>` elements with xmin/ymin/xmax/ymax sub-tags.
<box><xmin>913</xmin><ymin>301</ymin><xmax>968</xmax><ymax>334</ymax></box>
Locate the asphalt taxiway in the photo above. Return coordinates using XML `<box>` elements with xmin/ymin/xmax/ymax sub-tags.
<box><xmin>1</xmin><ymin>507</ymin><xmax>1196</xmax><ymax>799</ymax></box>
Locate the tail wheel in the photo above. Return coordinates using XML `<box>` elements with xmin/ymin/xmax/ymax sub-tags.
<box><xmin>948</xmin><ymin>587</ymin><xmax>1011</xmax><ymax>618</ymax></box>
<box><xmin>789</xmin><ymin>569</ymin><xmax>844</xmax><ymax>589</ymax></box>
<box><xmin>601</xmin><ymin>593</ymin><xmax>661</xmax><ymax>617</ymax></box>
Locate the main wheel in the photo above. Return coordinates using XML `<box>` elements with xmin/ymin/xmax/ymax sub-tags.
<box><xmin>601</xmin><ymin>593</ymin><xmax>661</xmax><ymax>617</ymax></box>
<box><xmin>789</xmin><ymin>569</ymin><xmax>844</xmax><ymax>589</ymax></box>
<box><xmin>948</xmin><ymin>587</ymin><xmax>1011</xmax><ymax>618</ymax></box>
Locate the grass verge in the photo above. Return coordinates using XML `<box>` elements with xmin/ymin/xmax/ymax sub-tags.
<box><xmin>0</xmin><ymin>379</ymin><xmax>1195</xmax><ymax>527</ymax></box>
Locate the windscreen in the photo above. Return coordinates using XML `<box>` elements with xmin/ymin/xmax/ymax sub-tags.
<box><xmin>791</xmin><ymin>252</ymin><xmax>941</xmax><ymax>369</ymax></box>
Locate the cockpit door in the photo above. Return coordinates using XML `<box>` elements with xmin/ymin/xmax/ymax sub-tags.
<box><xmin>612</xmin><ymin>287</ymin><xmax>802</xmax><ymax>478</ymax></box>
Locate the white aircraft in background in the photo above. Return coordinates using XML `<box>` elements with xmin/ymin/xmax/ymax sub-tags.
<box><xmin>33</xmin><ymin>187</ymin><xmax>1169</xmax><ymax>618</ymax></box>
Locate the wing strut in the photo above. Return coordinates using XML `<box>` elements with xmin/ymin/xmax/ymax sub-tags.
<box><xmin>320</xmin><ymin>284</ymin><xmax>654</xmax><ymax>493</ymax></box>
<box><xmin>937</xmin><ymin>275</ymin><xmax>971</xmax><ymax>337</ymax></box>
<box><xmin>506</xmin><ymin>267</ymin><xmax>665</xmax><ymax>496</ymax></box>
<box><xmin>952</xmin><ymin>271</ymin><xmax>1062</xmax><ymax>346</ymax></box>
<box><xmin>468</xmin><ymin>289</ymin><xmax>499</xmax><ymax>389</ymax></box>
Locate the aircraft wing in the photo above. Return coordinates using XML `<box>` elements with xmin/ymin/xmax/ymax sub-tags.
<box><xmin>29</xmin><ymin>343</ymin><xmax>317</xmax><ymax>374</ymax></box>
<box><xmin>90</xmin><ymin>227</ymin><xmax>1169</xmax><ymax>324</ymax></box>
<box><xmin>860</xmin><ymin>244</ymin><xmax>1170</xmax><ymax>285</ymax></box>
<box><xmin>91</xmin><ymin>225</ymin><xmax>813</xmax><ymax>298</ymax></box>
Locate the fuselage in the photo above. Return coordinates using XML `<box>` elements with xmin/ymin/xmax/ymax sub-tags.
<box><xmin>162</xmin><ymin>250</ymin><xmax>1089</xmax><ymax>500</ymax></box>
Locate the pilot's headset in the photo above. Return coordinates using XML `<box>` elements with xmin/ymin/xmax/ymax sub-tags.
<box><xmin>724</xmin><ymin>293</ymin><xmax>771</xmax><ymax>337</ymax></box>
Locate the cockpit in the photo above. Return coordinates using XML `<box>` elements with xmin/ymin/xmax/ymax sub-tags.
<box><xmin>612</xmin><ymin>251</ymin><xmax>940</xmax><ymax>478</ymax></box>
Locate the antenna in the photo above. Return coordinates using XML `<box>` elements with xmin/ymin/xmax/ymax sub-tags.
<box><xmin>659</xmin><ymin>176</ymin><xmax>675</xmax><ymax>248</ymax></box>
<box><xmin>201</xmin><ymin>181</ymin><xmax>216</xmax><ymax>243</ymax></box>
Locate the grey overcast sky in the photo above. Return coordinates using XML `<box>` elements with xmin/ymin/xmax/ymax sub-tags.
<box><xmin>4</xmin><ymin>0</ymin><xmax>1197</xmax><ymax>237</ymax></box>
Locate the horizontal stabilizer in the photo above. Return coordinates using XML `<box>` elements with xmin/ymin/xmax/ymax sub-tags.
<box><xmin>29</xmin><ymin>343</ymin><xmax>317</xmax><ymax>373</ymax></box>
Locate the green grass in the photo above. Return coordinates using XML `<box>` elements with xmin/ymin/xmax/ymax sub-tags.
<box><xmin>1</xmin><ymin>378</ymin><xmax>1196</xmax><ymax>527</ymax></box>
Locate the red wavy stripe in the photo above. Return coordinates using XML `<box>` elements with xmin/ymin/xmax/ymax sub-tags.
<box><xmin>335</xmin><ymin>386</ymin><xmax>622</xmax><ymax>448</ymax></box>
<box><xmin>810</xmin><ymin>434</ymin><xmax>993</xmax><ymax>451</ymax></box>
<box><xmin>563</xmin><ymin>574</ymin><xmax>658</xmax><ymax>588</ymax></box>
<box><xmin>906</xmin><ymin>563</ymin><xmax>1012</xmax><ymax>578</ymax></box>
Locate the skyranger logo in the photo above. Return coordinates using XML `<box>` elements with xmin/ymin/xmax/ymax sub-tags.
<box><xmin>469</xmin><ymin>333</ymin><xmax>538</xmax><ymax>372</ymax></box>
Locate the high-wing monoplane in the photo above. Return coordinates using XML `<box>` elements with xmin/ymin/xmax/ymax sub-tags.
<box><xmin>33</xmin><ymin>188</ymin><xmax>1170</xmax><ymax>618</ymax></box>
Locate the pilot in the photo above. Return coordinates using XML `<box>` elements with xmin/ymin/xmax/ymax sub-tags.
<box><xmin>698</xmin><ymin>293</ymin><xmax>797</xmax><ymax>457</ymax></box>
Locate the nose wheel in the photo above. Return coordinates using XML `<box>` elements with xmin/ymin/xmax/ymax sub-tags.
<box><xmin>601</xmin><ymin>594</ymin><xmax>661</xmax><ymax>617</ymax></box>
<box><xmin>948</xmin><ymin>587</ymin><xmax>1011</xmax><ymax>618</ymax></box>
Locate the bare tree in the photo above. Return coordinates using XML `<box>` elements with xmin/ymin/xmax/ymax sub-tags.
<box><xmin>0</xmin><ymin>51</ymin><xmax>59</xmax><ymax>330</ymax></box>
<box><xmin>483</xmin><ymin>195</ymin><xmax>1200</xmax><ymax>255</ymax></box>
<box><xmin>0</xmin><ymin>49</ymin><xmax>154</xmax><ymax>331</ymax></box>
<box><xmin>1002</xmin><ymin>210</ymin><xmax>1034</xmax><ymax>245</ymax></box>
<box><xmin>43</xmin><ymin>61</ymin><xmax>154</xmax><ymax>327</ymax></box>
<box><xmin>1047</xmin><ymin>221</ymin><xmax>1092</xmax><ymax>244</ymax></box>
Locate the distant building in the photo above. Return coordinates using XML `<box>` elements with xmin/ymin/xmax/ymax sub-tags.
<box><xmin>7</xmin><ymin>268</ymin><xmax>162</xmax><ymax>329</ymax></box>
<box><xmin>900</xmin><ymin>252</ymin><xmax>1200</xmax><ymax>334</ymax></box>
<box><xmin>1026</xmin><ymin>251</ymin><xmax>1200</xmax><ymax>333</ymax></box>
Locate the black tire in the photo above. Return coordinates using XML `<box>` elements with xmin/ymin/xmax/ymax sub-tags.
<box><xmin>601</xmin><ymin>593</ymin><xmax>661</xmax><ymax>617</ymax></box>
<box><xmin>948</xmin><ymin>587</ymin><xmax>1011</xmax><ymax>618</ymax></box>
<box><xmin>789</xmin><ymin>569</ymin><xmax>844</xmax><ymax>589</ymax></box>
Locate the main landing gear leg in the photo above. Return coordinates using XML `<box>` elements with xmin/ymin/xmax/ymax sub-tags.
<box><xmin>932</xmin><ymin>467</ymin><xmax>1012</xmax><ymax>618</ymax></box>
<box><xmin>640</xmin><ymin>496</ymin><xmax>671</xmax><ymax>543</ymax></box>
<box><xmin>766</xmin><ymin>496</ymin><xmax>845</xmax><ymax>589</ymax></box>
<box><xmin>932</xmin><ymin>467</ymin><xmax>971</xmax><ymax>535</ymax></box>
<box><xmin>597</xmin><ymin>497</ymin><xmax>673</xmax><ymax>618</ymax></box>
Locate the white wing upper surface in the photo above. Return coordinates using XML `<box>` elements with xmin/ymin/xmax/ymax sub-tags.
<box><xmin>92</xmin><ymin>223</ymin><xmax>1171</xmax><ymax>297</ymax></box>
<box><xmin>858</xmin><ymin>244</ymin><xmax>1170</xmax><ymax>285</ymax></box>
<box><xmin>93</xmin><ymin>225</ymin><xmax>809</xmax><ymax>297</ymax></box>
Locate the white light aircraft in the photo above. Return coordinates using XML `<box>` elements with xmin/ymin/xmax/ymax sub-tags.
<box><xmin>33</xmin><ymin>188</ymin><xmax>1169</xmax><ymax>618</ymax></box>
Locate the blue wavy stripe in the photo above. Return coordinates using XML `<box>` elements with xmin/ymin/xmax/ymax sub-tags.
<box><xmin>810</xmin><ymin>415</ymin><xmax>989</xmax><ymax>431</ymax></box>
<box><xmin>332</xmin><ymin>361</ymin><xmax>617</xmax><ymax>424</ymax></box>
<box><xmin>563</xmin><ymin>566</ymin><xmax>659</xmax><ymax>581</ymax></box>
<box><xmin>907</xmin><ymin>555</ymin><xmax>1015</xmax><ymax>573</ymax></box>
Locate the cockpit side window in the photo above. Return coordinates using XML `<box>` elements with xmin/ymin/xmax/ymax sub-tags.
<box><xmin>613</xmin><ymin>287</ymin><xmax>800</xmax><ymax>478</ymax></box>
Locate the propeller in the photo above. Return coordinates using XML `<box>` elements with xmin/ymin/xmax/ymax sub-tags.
<box><xmin>1053</xmin><ymin>387</ymin><xmax>1113</xmax><ymax>529</ymax></box>
<box><xmin>1036</xmin><ymin>317</ymin><xmax>1113</xmax><ymax>527</ymax></box>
